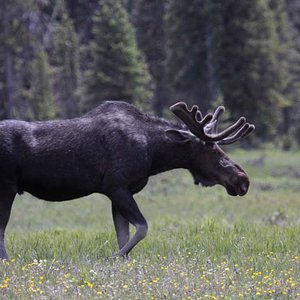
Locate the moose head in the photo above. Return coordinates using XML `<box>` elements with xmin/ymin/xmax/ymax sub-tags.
<box><xmin>167</xmin><ymin>102</ymin><xmax>255</xmax><ymax>196</ymax></box>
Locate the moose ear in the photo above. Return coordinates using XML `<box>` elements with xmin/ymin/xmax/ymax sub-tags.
<box><xmin>165</xmin><ymin>129</ymin><xmax>195</xmax><ymax>144</ymax></box>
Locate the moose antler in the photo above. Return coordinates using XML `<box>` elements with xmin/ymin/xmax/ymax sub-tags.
<box><xmin>170</xmin><ymin>102</ymin><xmax>255</xmax><ymax>145</ymax></box>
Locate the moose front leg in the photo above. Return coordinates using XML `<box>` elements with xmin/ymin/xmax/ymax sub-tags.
<box><xmin>0</xmin><ymin>188</ymin><xmax>16</xmax><ymax>259</ymax></box>
<box><xmin>109</xmin><ymin>189</ymin><xmax>148</xmax><ymax>257</ymax></box>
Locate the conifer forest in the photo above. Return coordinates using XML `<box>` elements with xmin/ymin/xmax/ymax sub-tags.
<box><xmin>1</xmin><ymin>0</ymin><xmax>300</xmax><ymax>144</ymax></box>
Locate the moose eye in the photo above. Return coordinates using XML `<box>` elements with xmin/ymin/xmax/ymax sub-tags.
<box><xmin>219</xmin><ymin>158</ymin><xmax>231</xmax><ymax>168</ymax></box>
<box><xmin>205</xmin><ymin>141</ymin><xmax>215</xmax><ymax>148</ymax></box>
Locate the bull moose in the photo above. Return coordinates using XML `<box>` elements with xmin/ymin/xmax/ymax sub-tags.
<box><xmin>0</xmin><ymin>101</ymin><xmax>254</xmax><ymax>259</ymax></box>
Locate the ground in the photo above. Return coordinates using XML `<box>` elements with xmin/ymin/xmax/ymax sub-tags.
<box><xmin>1</xmin><ymin>148</ymin><xmax>300</xmax><ymax>299</ymax></box>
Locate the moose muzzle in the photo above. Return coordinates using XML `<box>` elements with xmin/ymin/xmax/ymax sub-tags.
<box><xmin>224</xmin><ymin>172</ymin><xmax>250</xmax><ymax>196</ymax></box>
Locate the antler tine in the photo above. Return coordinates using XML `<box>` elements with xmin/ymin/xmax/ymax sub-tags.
<box><xmin>218</xmin><ymin>123</ymin><xmax>255</xmax><ymax>145</ymax></box>
<box><xmin>205</xmin><ymin>117</ymin><xmax>246</xmax><ymax>141</ymax></box>
<box><xmin>170</xmin><ymin>102</ymin><xmax>213</xmax><ymax>139</ymax></box>
<box><xmin>169</xmin><ymin>102</ymin><xmax>198</xmax><ymax>134</ymax></box>
<box><xmin>205</xmin><ymin>106</ymin><xmax>255</xmax><ymax>143</ymax></box>
<box><xmin>210</xmin><ymin>106</ymin><xmax>225</xmax><ymax>134</ymax></box>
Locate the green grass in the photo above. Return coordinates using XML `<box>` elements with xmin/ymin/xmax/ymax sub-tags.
<box><xmin>1</xmin><ymin>149</ymin><xmax>300</xmax><ymax>298</ymax></box>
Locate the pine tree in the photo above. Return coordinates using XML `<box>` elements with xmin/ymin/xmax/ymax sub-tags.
<box><xmin>53</xmin><ymin>9</ymin><xmax>81</xmax><ymax>118</ymax></box>
<box><xmin>83</xmin><ymin>0</ymin><xmax>152</xmax><ymax>111</ymax></box>
<box><xmin>166</xmin><ymin>0</ymin><xmax>219</xmax><ymax>112</ymax></box>
<box><xmin>65</xmin><ymin>0</ymin><xmax>99</xmax><ymax>43</ymax></box>
<box><xmin>217</xmin><ymin>0</ymin><xmax>287</xmax><ymax>138</ymax></box>
<box><xmin>285</xmin><ymin>0</ymin><xmax>300</xmax><ymax>143</ymax></box>
<box><xmin>133</xmin><ymin>0</ymin><xmax>169</xmax><ymax>115</ymax></box>
<box><xmin>30</xmin><ymin>48</ymin><xmax>56</xmax><ymax>120</ymax></box>
<box><xmin>0</xmin><ymin>0</ymin><xmax>56</xmax><ymax>120</ymax></box>
<box><xmin>0</xmin><ymin>0</ymin><xmax>18</xmax><ymax>119</ymax></box>
<box><xmin>269</xmin><ymin>0</ymin><xmax>294</xmax><ymax>139</ymax></box>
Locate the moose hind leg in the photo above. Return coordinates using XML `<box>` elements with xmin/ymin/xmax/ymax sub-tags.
<box><xmin>109</xmin><ymin>189</ymin><xmax>148</xmax><ymax>257</ymax></box>
<box><xmin>112</xmin><ymin>203</ymin><xmax>129</xmax><ymax>250</ymax></box>
<box><xmin>0</xmin><ymin>188</ymin><xmax>16</xmax><ymax>259</ymax></box>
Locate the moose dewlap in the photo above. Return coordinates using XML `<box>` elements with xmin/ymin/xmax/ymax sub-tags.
<box><xmin>0</xmin><ymin>101</ymin><xmax>254</xmax><ymax>259</ymax></box>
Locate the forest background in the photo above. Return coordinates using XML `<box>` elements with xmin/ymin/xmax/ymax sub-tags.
<box><xmin>1</xmin><ymin>0</ymin><xmax>300</xmax><ymax>146</ymax></box>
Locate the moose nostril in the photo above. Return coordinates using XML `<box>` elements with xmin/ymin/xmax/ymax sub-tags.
<box><xmin>237</xmin><ymin>173</ymin><xmax>249</xmax><ymax>195</ymax></box>
<box><xmin>240</xmin><ymin>181</ymin><xmax>249</xmax><ymax>194</ymax></box>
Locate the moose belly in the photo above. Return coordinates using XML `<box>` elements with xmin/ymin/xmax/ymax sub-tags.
<box><xmin>19</xmin><ymin>173</ymin><xmax>101</xmax><ymax>201</ymax></box>
<box><xmin>24</xmin><ymin>184</ymin><xmax>93</xmax><ymax>201</ymax></box>
<box><xmin>20</xmin><ymin>182</ymin><xmax>96</xmax><ymax>201</ymax></box>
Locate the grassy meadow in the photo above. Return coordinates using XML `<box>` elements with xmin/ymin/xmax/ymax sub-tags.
<box><xmin>1</xmin><ymin>149</ymin><xmax>300</xmax><ymax>299</ymax></box>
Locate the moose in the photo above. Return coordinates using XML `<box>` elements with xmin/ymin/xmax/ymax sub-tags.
<box><xmin>0</xmin><ymin>101</ymin><xmax>254</xmax><ymax>259</ymax></box>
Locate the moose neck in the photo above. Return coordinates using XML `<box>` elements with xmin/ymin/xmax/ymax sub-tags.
<box><xmin>149</xmin><ymin>137</ymin><xmax>192</xmax><ymax>176</ymax></box>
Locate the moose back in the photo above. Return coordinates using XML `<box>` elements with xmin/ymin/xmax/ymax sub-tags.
<box><xmin>0</xmin><ymin>101</ymin><xmax>254</xmax><ymax>259</ymax></box>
